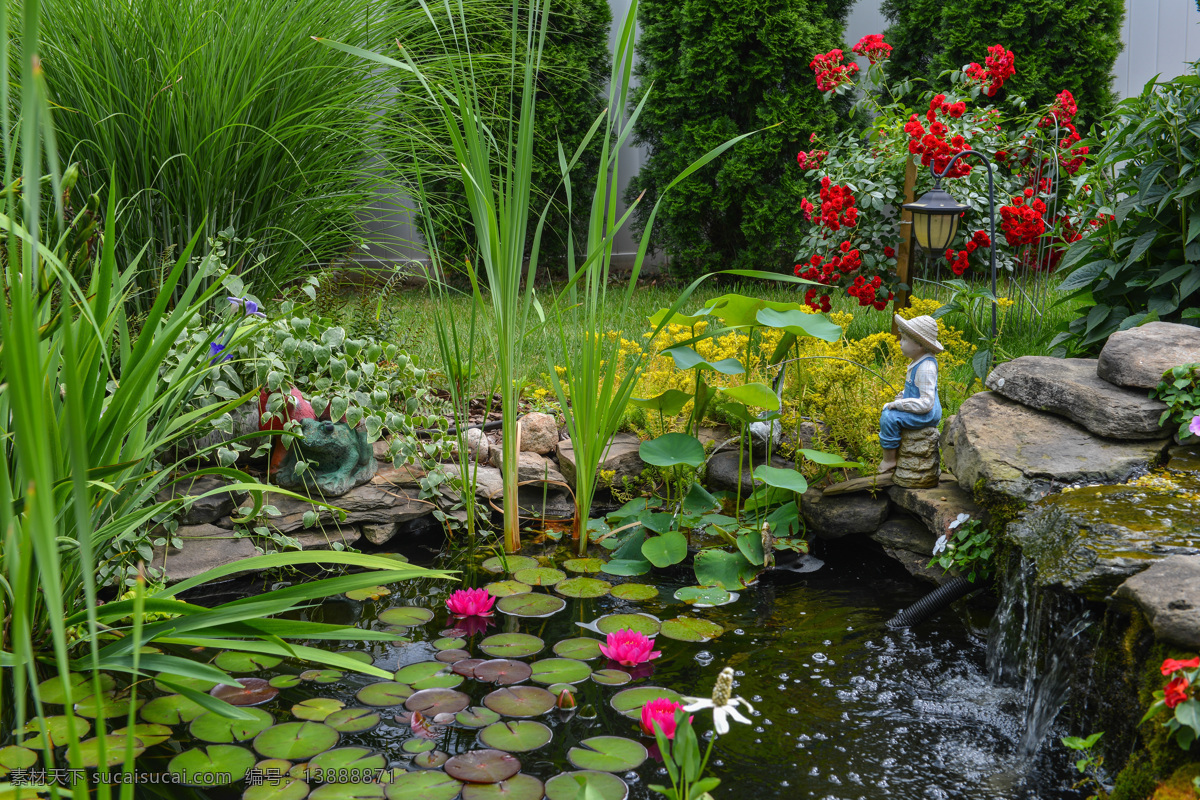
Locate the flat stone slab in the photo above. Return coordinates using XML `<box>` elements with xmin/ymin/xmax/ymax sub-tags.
<box><xmin>888</xmin><ymin>475</ymin><xmax>988</xmax><ymax>543</ymax></box>
<box><xmin>801</xmin><ymin>487</ymin><xmax>890</xmax><ymax>539</ymax></box>
<box><xmin>156</xmin><ymin>474</ymin><xmax>246</xmax><ymax>526</ymax></box>
<box><xmin>986</xmin><ymin>356</ymin><xmax>1169</xmax><ymax>440</ymax></box>
<box><xmin>1097</xmin><ymin>321</ymin><xmax>1200</xmax><ymax>389</ymax></box>
<box><xmin>822</xmin><ymin>473</ymin><xmax>893</xmax><ymax>497</ymax></box>
<box><xmin>1007</xmin><ymin>462</ymin><xmax>1200</xmax><ymax>600</ymax></box>
<box><xmin>262</xmin><ymin>465</ymin><xmax>432</xmax><ymax>534</ymax></box>
<box><xmin>558</xmin><ymin>433</ymin><xmax>645</xmax><ymax>486</ymax></box>
<box><xmin>151</xmin><ymin>524</ymin><xmax>260</xmax><ymax>584</ymax></box>
<box><xmin>942</xmin><ymin>392</ymin><xmax>1170</xmax><ymax>504</ymax></box>
<box><xmin>294</xmin><ymin>527</ymin><xmax>361</xmax><ymax>551</ymax></box>
<box><xmin>1114</xmin><ymin>555</ymin><xmax>1200</xmax><ymax>648</ymax></box>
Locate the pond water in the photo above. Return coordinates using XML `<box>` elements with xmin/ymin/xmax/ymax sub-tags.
<box><xmin>132</xmin><ymin>537</ymin><xmax>1088</xmax><ymax>800</ymax></box>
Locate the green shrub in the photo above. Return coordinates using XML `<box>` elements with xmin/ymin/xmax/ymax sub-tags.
<box><xmin>396</xmin><ymin>0</ymin><xmax>612</xmax><ymax>272</ymax></box>
<box><xmin>625</xmin><ymin>0</ymin><xmax>852</xmax><ymax>281</ymax></box>
<box><xmin>881</xmin><ymin>0</ymin><xmax>1124</xmax><ymax>130</ymax></box>
<box><xmin>1052</xmin><ymin>63</ymin><xmax>1200</xmax><ymax>354</ymax></box>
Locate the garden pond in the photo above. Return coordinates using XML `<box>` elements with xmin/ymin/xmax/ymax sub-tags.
<box><xmin>16</xmin><ymin>536</ymin><xmax>1101</xmax><ymax>800</ymax></box>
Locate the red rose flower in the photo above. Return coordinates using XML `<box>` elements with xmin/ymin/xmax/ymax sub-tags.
<box><xmin>851</xmin><ymin>34</ymin><xmax>893</xmax><ymax>65</ymax></box>
<box><xmin>884</xmin><ymin>246</ymin><xmax>896</xmax><ymax>258</ymax></box>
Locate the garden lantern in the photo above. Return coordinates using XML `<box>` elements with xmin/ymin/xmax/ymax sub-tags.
<box><xmin>903</xmin><ymin>184</ymin><xmax>969</xmax><ymax>253</ymax></box>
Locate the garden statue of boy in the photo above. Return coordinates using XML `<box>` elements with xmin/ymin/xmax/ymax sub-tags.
<box><xmin>878</xmin><ymin>314</ymin><xmax>943</xmax><ymax>474</ymax></box>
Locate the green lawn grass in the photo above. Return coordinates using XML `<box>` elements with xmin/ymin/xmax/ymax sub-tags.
<box><xmin>319</xmin><ymin>270</ymin><xmax>1085</xmax><ymax>399</ymax></box>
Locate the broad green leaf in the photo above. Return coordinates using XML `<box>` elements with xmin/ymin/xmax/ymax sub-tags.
<box><xmin>752</xmin><ymin>465</ymin><xmax>808</xmax><ymax>494</ymax></box>
<box><xmin>719</xmin><ymin>383</ymin><xmax>779</xmax><ymax>411</ymax></box>
<box><xmin>640</xmin><ymin>434</ymin><xmax>705</xmax><ymax>469</ymax></box>
<box><xmin>755</xmin><ymin>308</ymin><xmax>842</xmax><ymax>342</ymax></box>
<box><xmin>641</xmin><ymin>532</ymin><xmax>688</xmax><ymax>568</ymax></box>
<box><xmin>629</xmin><ymin>389</ymin><xmax>694</xmax><ymax>417</ymax></box>
<box><xmin>662</xmin><ymin>346</ymin><xmax>744</xmax><ymax>375</ymax></box>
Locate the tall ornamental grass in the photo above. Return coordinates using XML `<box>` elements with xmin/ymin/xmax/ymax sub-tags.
<box><xmin>1</xmin><ymin>5</ymin><xmax>451</xmax><ymax>793</ymax></box>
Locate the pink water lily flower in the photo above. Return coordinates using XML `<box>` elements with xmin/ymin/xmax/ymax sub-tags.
<box><xmin>640</xmin><ymin>697</ymin><xmax>691</xmax><ymax>739</ymax></box>
<box><xmin>1189</xmin><ymin>414</ymin><xmax>1200</xmax><ymax>438</ymax></box>
<box><xmin>446</xmin><ymin>588</ymin><xmax>495</xmax><ymax>617</ymax></box>
<box><xmin>599</xmin><ymin>629</ymin><xmax>661</xmax><ymax>667</ymax></box>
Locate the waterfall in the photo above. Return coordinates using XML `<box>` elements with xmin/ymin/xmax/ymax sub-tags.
<box><xmin>986</xmin><ymin>555</ymin><xmax>1094</xmax><ymax>765</ymax></box>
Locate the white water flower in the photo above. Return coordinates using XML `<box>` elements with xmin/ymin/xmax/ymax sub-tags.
<box><xmin>949</xmin><ymin>513</ymin><xmax>970</xmax><ymax>530</ymax></box>
<box><xmin>680</xmin><ymin>666</ymin><xmax>755</xmax><ymax>735</ymax></box>
<box><xmin>932</xmin><ymin>534</ymin><xmax>948</xmax><ymax>555</ymax></box>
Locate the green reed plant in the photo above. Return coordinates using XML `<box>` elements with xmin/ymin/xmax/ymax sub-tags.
<box><xmin>0</xmin><ymin>13</ymin><xmax>452</xmax><ymax>792</ymax></box>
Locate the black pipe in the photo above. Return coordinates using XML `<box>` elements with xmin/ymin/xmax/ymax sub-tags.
<box><xmin>886</xmin><ymin>576</ymin><xmax>981</xmax><ymax>629</ymax></box>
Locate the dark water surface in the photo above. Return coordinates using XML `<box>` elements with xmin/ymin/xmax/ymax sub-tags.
<box><xmin>146</xmin><ymin>538</ymin><xmax>1086</xmax><ymax>800</ymax></box>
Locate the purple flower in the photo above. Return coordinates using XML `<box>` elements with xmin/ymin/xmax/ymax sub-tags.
<box><xmin>1190</xmin><ymin>415</ymin><xmax>1200</xmax><ymax>439</ymax></box>
<box><xmin>227</xmin><ymin>296</ymin><xmax>266</xmax><ymax>318</ymax></box>
<box><xmin>208</xmin><ymin>342</ymin><xmax>233</xmax><ymax>365</ymax></box>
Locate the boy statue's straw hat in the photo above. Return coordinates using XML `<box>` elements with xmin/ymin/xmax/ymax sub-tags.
<box><xmin>893</xmin><ymin>314</ymin><xmax>944</xmax><ymax>354</ymax></box>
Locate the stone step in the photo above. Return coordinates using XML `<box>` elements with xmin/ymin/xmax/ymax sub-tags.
<box><xmin>1096</xmin><ymin>320</ymin><xmax>1200</xmax><ymax>389</ymax></box>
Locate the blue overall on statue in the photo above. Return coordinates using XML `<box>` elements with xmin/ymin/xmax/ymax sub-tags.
<box><xmin>878</xmin><ymin>314</ymin><xmax>943</xmax><ymax>474</ymax></box>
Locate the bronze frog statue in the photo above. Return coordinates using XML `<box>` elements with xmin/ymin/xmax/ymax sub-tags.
<box><xmin>276</xmin><ymin>418</ymin><xmax>376</xmax><ymax>497</ymax></box>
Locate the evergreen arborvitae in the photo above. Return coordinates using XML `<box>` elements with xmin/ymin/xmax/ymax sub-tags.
<box><xmin>882</xmin><ymin>0</ymin><xmax>1125</xmax><ymax>129</ymax></box>
<box><xmin>626</xmin><ymin>0</ymin><xmax>852</xmax><ymax>280</ymax></box>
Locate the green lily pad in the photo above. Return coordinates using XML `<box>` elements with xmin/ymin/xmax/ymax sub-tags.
<box><xmin>659</xmin><ymin>616</ymin><xmax>724</xmax><ymax>642</ymax></box>
<box><xmin>610</xmin><ymin>687</ymin><xmax>683</xmax><ymax>719</ymax></box>
<box><xmin>452</xmin><ymin>658</ymin><xmax>485</xmax><ymax>676</ymax></box>
<box><xmin>310</xmin><ymin>782</ymin><xmax>386</xmax><ymax>799</ymax></box>
<box><xmin>309</xmin><ymin>746</ymin><xmax>387</xmax><ymax>775</ymax></box>
<box><xmin>402</xmin><ymin>738</ymin><xmax>436</xmax><ymax>754</ymax></box>
<box><xmin>293</xmin><ymin>698</ymin><xmax>345</xmax><ymax>722</ymax></box>
<box><xmin>324</xmin><ymin>708</ymin><xmax>382</xmax><ymax>734</ymax></box>
<box><xmin>511</xmin><ymin>568</ymin><xmax>566</xmax><ymax>587</ymax></box>
<box><xmin>437</xmin><ymin>649</ymin><xmax>472</xmax><ymax>664</ymax></box>
<box><xmin>481</xmin><ymin>556</ymin><xmax>539</xmax><ymax>574</ymax></box>
<box><xmin>75</xmin><ymin>693</ymin><xmax>144</xmax><ymax>720</ymax></box>
<box><xmin>674</xmin><ymin>586</ymin><xmax>733</xmax><ymax>607</ymax></box>
<box><xmin>484</xmin><ymin>580</ymin><xmax>532</xmax><ymax>597</ymax></box>
<box><xmin>345</xmin><ymin>585</ymin><xmax>391</xmax><ymax>602</ymax></box>
<box><xmin>271</xmin><ymin>675</ymin><xmax>303</xmax><ymax>689</ymax></box>
<box><xmin>496</xmin><ymin>593</ymin><xmax>566</xmax><ymax>618</ymax></box>
<box><xmin>473</xmin><ymin>659</ymin><xmax>532</xmax><ymax>685</ymax></box>
<box><xmin>255</xmin><ymin>758</ymin><xmax>294</xmax><ymax>774</ymax></box>
<box><xmin>752</xmin><ymin>464</ymin><xmax>808</xmax><ymax>494</ymax></box>
<box><xmin>39</xmin><ymin>673</ymin><xmax>115</xmax><ymax>704</ymax></box>
<box><xmin>479</xmin><ymin>633</ymin><xmax>544</xmax><ymax>659</ymax></box>
<box><xmin>610</xmin><ymin>584</ymin><xmax>658</xmax><ymax>601</ymax></box>
<box><xmin>567</xmin><ymin>737</ymin><xmax>647</xmax><ymax>773</ymax></box>
<box><xmin>169</xmin><ymin>744</ymin><xmax>254</xmax><ymax>785</ymax></box>
<box><xmin>641</xmin><ymin>531</ymin><xmax>688</xmax><ymax>568</ymax></box>
<box><xmin>413</xmin><ymin>750</ymin><xmax>450</xmax><ymax>769</ymax></box>
<box><xmin>254</xmin><ymin>722</ymin><xmax>340</xmax><ymax>761</ymax></box>
<box><xmin>530</xmin><ymin>659</ymin><xmax>592</xmax><ymax>686</ymax></box>
<box><xmin>562</xmin><ymin>558</ymin><xmax>604</xmax><ymax>574</ymax></box>
<box><xmin>598</xmin><ymin>559</ymin><xmax>652</xmax><ymax>577</ymax></box>
<box><xmin>154</xmin><ymin>674</ymin><xmax>220</xmax><ymax>694</ymax></box>
<box><xmin>111</xmin><ymin>723</ymin><xmax>170</xmax><ymax>748</ymax></box>
<box><xmin>590</xmin><ymin>670</ymin><xmax>632</xmax><ymax>686</ymax></box>
<box><xmin>693</xmin><ymin>548</ymin><xmax>758</xmax><ymax>590</ymax></box>
<box><xmin>639</xmin><ymin>433</ymin><xmax>705</xmax><ymax>469</ymax></box>
<box><xmin>482</xmin><ymin>686</ymin><xmax>556</xmax><ymax>718</ymax></box>
<box><xmin>382</xmin><ymin>770</ymin><xmax>464</xmax><ymax>800</ymax></box>
<box><xmin>0</xmin><ymin>745</ymin><xmax>37</xmax><ymax>771</ymax></box>
<box><xmin>76</xmin><ymin>735</ymin><xmax>145</xmax><ymax>768</ymax></box>
<box><xmin>461</xmin><ymin>774</ymin><xmax>545</xmax><ymax>800</ymax></box>
<box><xmin>191</xmin><ymin>707</ymin><xmax>275</xmax><ymax>743</ymax></box>
<box><xmin>356</xmin><ymin>682</ymin><xmax>413</xmax><ymax>707</ymax></box>
<box><xmin>243</xmin><ymin>777</ymin><xmax>311</xmax><ymax>800</ymax></box>
<box><xmin>434</xmin><ymin>637</ymin><xmax>467</xmax><ymax>651</ymax></box>
<box><xmin>301</xmin><ymin>670</ymin><xmax>345</xmax><ymax>684</ymax></box>
<box><xmin>552</xmin><ymin>638</ymin><xmax>602</xmax><ymax>661</ymax></box>
<box><xmin>544</xmin><ymin>772</ymin><xmax>627</xmax><ymax>800</ymax></box>
<box><xmin>378</xmin><ymin>607</ymin><xmax>435</xmax><ymax>628</ymax></box>
<box><xmin>554</xmin><ymin>578</ymin><xmax>612</xmax><ymax>599</ymax></box>
<box><xmin>455</xmin><ymin>707</ymin><xmax>502</xmax><ymax>728</ymax></box>
<box><xmin>404</xmin><ymin>689</ymin><xmax>471</xmax><ymax>716</ymax></box>
<box><xmin>215</xmin><ymin>651</ymin><xmax>284</xmax><ymax>673</ymax></box>
<box><xmin>478</xmin><ymin>721</ymin><xmax>552</xmax><ymax>753</ymax></box>
<box><xmin>338</xmin><ymin>651</ymin><xmax>375</xmax><ymax>666</ymax></box>
<box><xmin>140</xmin><ymin>694</ymin><xmax>205</xmax><ymax>725</ymax></box>
<box><xmin>15</xmin><ymin>716</ymin><xmax>86</xmax><ymax>748</ymax></box>
<box><xmin>212</xmin><ymin>677</ymin><xmax>280</xmax><ymax>706</ymax></box>
<box><xmin>394</xmin><ymin>662</ymin><xmax>447</xmax><ymax>684</ymax></box>
<box><xmin>444</xmin><ymin>750</ymin><xmax>522</xmax><ymax>784</ymax></box>
<box><xmin>412</xmin><ymin>673</ymin><xmax>465</xmax><ymax>691</ymax></box>
<box><xmin>593</xmin><ymin>613</ymin><xmax>661</xmax><ymax>636</ymax></box>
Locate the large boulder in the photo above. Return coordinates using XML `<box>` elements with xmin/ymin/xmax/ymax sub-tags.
<box><xmin>519</xmin><ymin>413</ymin><xmax>559</xmax><ymax>454</ymax></box>
<box><xmin>986</xmin><ymin>356</ymin><xmax>1170</xmax><ymax>439</ymax></box>
<box><xmin>801</xmin><ymin>487</ymin><xmax>890</xmax><ymax>539</ymax></box>
<box><xmin>488</xmin><ymin>449</ymin><xmax>567</xmax><ymax>485</ymax></box>
<box><xmin>557</xmin><ymin>433</ymin><xmax>645</xmax><ymax>487</ymax></box>
<box><xmin>871</xmin><ymin>513</ymin><xmax>957</xmax><ymax>585</ymax></box>
<box><xmin>1096</xmin><ymin>321</ymin><xmax>1200</xmax><ymax>389</ymax></box>
<box><xmin>156</xmin><ymin>474</ymin><xmax>246</xmax><ymax>526</ymax></box>
<box><xmin>1006</xmin><ymin>459</ymin><xmax>1200</xmax><ymax>600</ymax></box>
<box><xmin>1114</xmin><ymin>555</ymin><xmax>1200</xmax><ymax>648</ymax></box>
<box><xmin>941</xmin><ymin>392</ymin><xmax>1169</xmax><ymax>504</ymax></box>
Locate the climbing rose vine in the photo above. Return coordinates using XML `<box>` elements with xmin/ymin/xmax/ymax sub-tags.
<box><xmin>794</xmin><ymin>37</ymin><xmax>1099</xmax><ymax>312</ymax></box>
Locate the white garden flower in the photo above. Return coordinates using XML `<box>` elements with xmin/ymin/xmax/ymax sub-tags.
<box><xmin>932</xmin><ymin>534</ymin><xmax>948</xmax><ymax>555</ymax></box>
<box><xmin>949</xmin><ymin>513</ymin><xmax>970</xmax><ymax>530</ymax></box>
<box><xmin>680</xmin><ymin>666</ymin><xmax>755</xmax><ymax>735</ymax></box>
